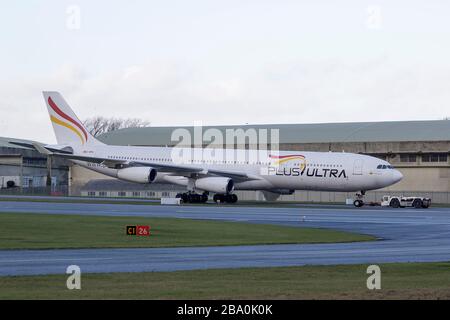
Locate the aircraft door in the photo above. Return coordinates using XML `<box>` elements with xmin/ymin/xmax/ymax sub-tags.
<box><xmin>353</xmin><ymin>159</ymin><xmax>363</xmax><ymax>175</ymax></box>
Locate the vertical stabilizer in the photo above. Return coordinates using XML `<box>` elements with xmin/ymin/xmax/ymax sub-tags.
<box><xmin>43</xmin><ymin>91</ymin><xmax>104</xmax><ymax>146</ymax></box>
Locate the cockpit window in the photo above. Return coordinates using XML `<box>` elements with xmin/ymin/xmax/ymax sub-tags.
<box><xmin>377</xmin><ymin>164</ymin><xmax>394</xmax><ymax>169</ymax></box>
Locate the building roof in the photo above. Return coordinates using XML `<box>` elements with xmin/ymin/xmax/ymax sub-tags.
<box><xmin>98</xmin><ymin>120</ymin><xmax>450</xmax><ymax>146</ymax></box>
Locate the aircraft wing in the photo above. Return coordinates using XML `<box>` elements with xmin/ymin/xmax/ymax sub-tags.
<box><xmin>48</xmin><ymin>152</ymin><xmax>260</xmax><ymax>181</ymax></box>
<box><xmin>49</xmin><ymin>153</ymin><xmax>203</xmax><ymax>173</ymax></box>
<box><xmin>206</xmin><ymin>168</ymin><xmax>261</xmax><ymax>181</ymax></box>
<box><xmin>11</xmin><ymin>142</ymin><xmax>260</xmax><ymax>181</ymax></box>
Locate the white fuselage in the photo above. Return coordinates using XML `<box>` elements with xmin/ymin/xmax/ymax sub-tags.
<box><xmin>70</xmin><ymin>144</ymin><xmax>403</xmax><ymax>193</ymax></box>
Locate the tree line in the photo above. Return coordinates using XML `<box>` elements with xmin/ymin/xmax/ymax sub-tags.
<box><xmin>83</xmin><ymin>116</ymin><xmax>150</xmax><ymax>137</ymax></box>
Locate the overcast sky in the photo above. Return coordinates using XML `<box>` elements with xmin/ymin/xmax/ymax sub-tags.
<box><xmin>1</xmin><ymin>0</ymin><xmax>450</xmax><ymax>143</ymax></box>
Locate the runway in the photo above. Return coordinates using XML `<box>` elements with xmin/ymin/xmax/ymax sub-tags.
<box><xmin>1</xmin><ymin>200</ymin><xmax>450</xmax><ymax>276</ymax></box>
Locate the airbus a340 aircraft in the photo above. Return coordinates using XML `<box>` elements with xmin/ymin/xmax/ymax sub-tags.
<box><xmin>14</xmin><ymin>92</ymin><xmax>403</xmax><ymax>206</ymax></box>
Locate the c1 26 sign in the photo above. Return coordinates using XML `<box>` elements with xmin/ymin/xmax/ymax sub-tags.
<box><xmin>126</xmin><ymin>225</ymin><xmax>150</xmax><ymax>236</ymax></box>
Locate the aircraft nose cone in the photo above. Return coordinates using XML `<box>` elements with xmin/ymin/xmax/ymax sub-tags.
<box><xmin>392</xmin><ymin>170</ymin><xmax>403</xmax><ymax>183</ymax></box>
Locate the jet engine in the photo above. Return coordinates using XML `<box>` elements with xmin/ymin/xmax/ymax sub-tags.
<box><xmin>117</xmin><ymin>167</ymin><xmax>157</xmax><ymax>184</ymax></box>
<box><xmin>194</xmin><ymin>177</ymin><xmax>234</xmax><ymax>194</ymax></box>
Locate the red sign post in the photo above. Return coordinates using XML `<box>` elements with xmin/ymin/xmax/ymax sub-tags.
<box><xmin>137</xmin><ymin>225</ymin><xmax>150</xmax><ymax>236</ymax></box>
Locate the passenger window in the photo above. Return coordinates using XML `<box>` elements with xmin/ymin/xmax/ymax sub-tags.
<box><xmin>377</xmin><ymin>164</ymin><xmax>382</xmax><ymax>169</ymax></box>
<box><xmin>382</xmin><ymin>165</ymin><xmax>387</xmax><ymax>169</ymax></box>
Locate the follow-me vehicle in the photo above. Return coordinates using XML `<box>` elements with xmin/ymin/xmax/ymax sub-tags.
<box><xmin>12</xmin><ymin>92</ymin><xmax>403</xmax><ymax>206</ymax></box>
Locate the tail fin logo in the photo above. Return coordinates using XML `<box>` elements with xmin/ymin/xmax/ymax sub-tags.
<box><xmin>269</xmin><ymin>154</ymin><xmax>305</xmax><ymax>165</ymax></box>
<box><xmin>269</xmin><ymin>154</ymin><xmax>307</xmax><ymax>171</ymax></box>
<box><xmin>48</xmin><ymin>97</ymin><xmax>88</xmax><ymax>144</ymax></box>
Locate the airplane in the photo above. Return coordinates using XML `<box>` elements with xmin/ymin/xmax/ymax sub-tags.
<box><xmin>13</xmin><ymin>91</ymin><xmax>403</xmax><ymax>206</ymax></box>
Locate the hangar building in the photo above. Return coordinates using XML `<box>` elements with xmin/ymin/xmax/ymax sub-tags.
<box><xmin>69</xmin><ymin>120</ymin><xmax>450</xmax><ymax>204</ymax></box>
<box><xmin>0</xmin><ymin>137</ymin><xmax>70</xmax><ymax>194</ymax></box>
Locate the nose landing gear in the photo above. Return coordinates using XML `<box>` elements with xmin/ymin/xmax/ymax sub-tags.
<box><xmin>353</xmin><ymin>190</ymin><xmax>366</xmax><ymax>207</ymax></box>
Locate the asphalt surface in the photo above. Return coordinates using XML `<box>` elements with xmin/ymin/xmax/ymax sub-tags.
<box><xmin>1</xmin><ymin>200</ymin><xmax>450</xmax><ymax>276</ymax></box>
<box><xmin>0</xmin><ymin>194</ymin><xmax>159</xmax><ymax>203</ymax></box>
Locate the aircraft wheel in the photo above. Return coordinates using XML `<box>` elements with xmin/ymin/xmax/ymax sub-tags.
<box><xmin>230</xmin><ymin>194</ymin><xmax>238</xmax><ymax>203</ymax></box>
<box><xmin>213</xmin><ymin>194</ymin><xmax>224</xmax><ymax>203</ymax></box>
<box><xmin>181</xmin><ymin>193</ymin><xmax>189</xmax><ymax>203</ymax></box>
<box><xmin>353</xmin><ymin>199</ymin><xmax>364</xmax><ymax>207</ymax></box>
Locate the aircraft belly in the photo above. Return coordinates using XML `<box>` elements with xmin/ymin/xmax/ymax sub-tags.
<box><xmin>234</xmin><ymin>179</ymin><xmax>272</xmax><ymax>190</ymax></box>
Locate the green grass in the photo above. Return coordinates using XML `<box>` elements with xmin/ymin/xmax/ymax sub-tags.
<box><xmin>1</xmin><ymin>262</ymin><xmax>450</xmax><ymax>299</ymax></box>
<box><xmin>0</xmin><ymin>213</ymin><xmax>374</xmax><ymax>250</ymax></box>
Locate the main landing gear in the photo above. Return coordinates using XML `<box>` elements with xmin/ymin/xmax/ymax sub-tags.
<box><xmin>353</xmin><ymin>190</ymin><xmax>366</xmax><ymax>207</ymax></box>
<box><xmin>176</xmin><ymin>192</ymin><xmax>208</xmax><ymax>203</ymax></box>
<box><xmin>213</xmin><ymin>193</ymin><xmax>238</xmax><ymax>204</ymax></box>
<box><xmin>176</xmin><ymin>192</ymin><xmax>238</xmax><ymax>204</ymax></box>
